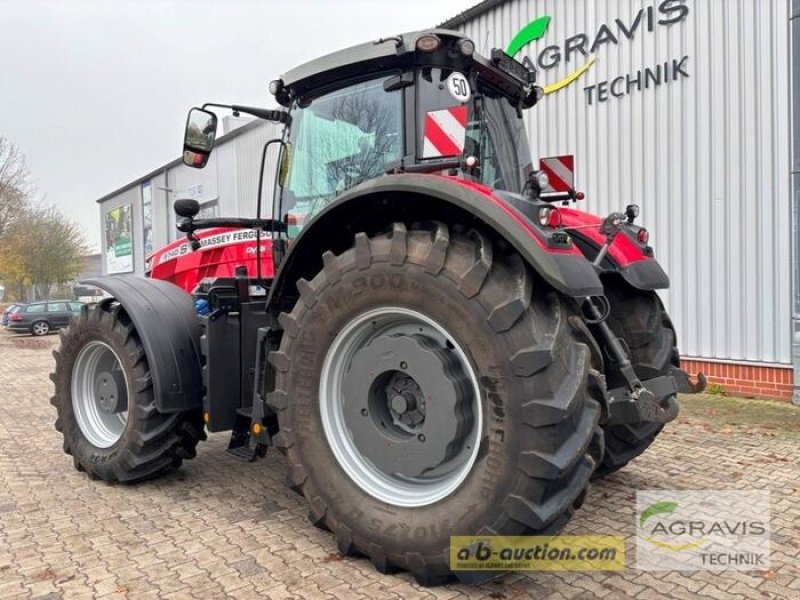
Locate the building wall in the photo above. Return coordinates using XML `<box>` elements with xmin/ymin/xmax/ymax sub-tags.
<box><xmin>450</xmin><ymin>0</ymin><xmax>792</xmax><ymax>367</ymax></box>
<box><xmin>98</xmin><ymin>120</ymin><xmax>281</xmax><ymax>277</ymax></box>
<box><xmin>792</xmin><ymin>0</ymin><xmax>800</xmax><ymax>402</ymax></box>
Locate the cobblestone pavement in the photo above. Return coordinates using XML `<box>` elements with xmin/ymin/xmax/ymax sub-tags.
<box><xmin>0</xmin><ymin>331</ymin><xmax>798</xmax><ymax>599</ymax></box>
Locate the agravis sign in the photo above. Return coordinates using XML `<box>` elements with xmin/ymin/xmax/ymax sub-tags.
<box><xmin>507</xmin><ymin>0</ymin><xmax>691</xmax><ymax>103</ymax></box>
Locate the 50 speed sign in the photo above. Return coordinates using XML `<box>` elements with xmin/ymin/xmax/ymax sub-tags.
<box><xmin>446</xmin><ymin>72</ymin><xmax>471</xmax><ymax>103</ymax></box>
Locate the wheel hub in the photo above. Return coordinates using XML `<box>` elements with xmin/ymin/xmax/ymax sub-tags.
<box><xmin>386</xmin><ymin>373</ymin><xmax>425</xmax><ymax>430</ymax></box>
<box><xmin>342</xmin><ymin>333</ymin><xmax>473</xmax><ymax>479</ymax></box>
<box><xmin>94</xmin><ymin>370</ymin><xmax>128</xmax><ymax>414</ymax></box>
<box><xmin>320</xmin><ymin>306</ymin><xmax>483</xmax><ymax>507</ymax></box>
<box><xmin>71</xmin><ymin>341</ymin><xmax>130</xmax><ymax>448</ymax></box>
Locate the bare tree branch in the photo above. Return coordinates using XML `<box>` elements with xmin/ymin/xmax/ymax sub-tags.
<box><xmin>0</xmin><ymin>136</ymin><xmax>34</xmax><ymax>239</ymax></box>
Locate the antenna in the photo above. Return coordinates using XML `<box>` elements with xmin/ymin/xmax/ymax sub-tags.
<box><xmin>482</xmin><ymin>30</ymin><xmax>491</xmax><ymax>55</ymax></box>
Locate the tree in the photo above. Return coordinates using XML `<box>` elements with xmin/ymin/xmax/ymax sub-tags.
<box><xmin>0</xmin><ymin>205</ymin><xmax>87</xmax><ymax>300</ymax></box>
<box><xmin>0</xmin><ymin>136</ymin><xmax>33</xmax><ymax>240</ymax></box>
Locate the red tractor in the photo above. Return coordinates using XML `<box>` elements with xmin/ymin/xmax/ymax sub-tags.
<box><xmin>51</xmin><ymin>30</ymin><xmax>704</xmax><ymax>584</ymax></box>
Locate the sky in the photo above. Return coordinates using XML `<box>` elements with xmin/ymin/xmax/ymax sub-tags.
<box><xmin>0</xmin><ymin>0</ymin><xmax>470</xmax><ymax>251</ymax></box>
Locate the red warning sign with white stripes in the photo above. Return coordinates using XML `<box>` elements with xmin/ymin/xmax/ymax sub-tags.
<box><xmin>422</xmin><ymin>106</ymin><xmax>469</xmax><ymax>158</ymax></box>
<box><xmin>539</xmin><ymin>155</ymin><xmax>575</xmax><ymax>195</ymax></box>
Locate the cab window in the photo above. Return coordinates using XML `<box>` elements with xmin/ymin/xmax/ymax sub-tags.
<box><xmin>416</xmin><ymin>67</ymin><xmax>471</xmax><ymax>160</ymax></box>
<box><xmin>282</xmin><ymin>76</ymin><xmax>403</xmax><ymax>235</ymax></box>
<box><xmin>48</xmin><ymin>303</ymin><xmax>66</xmax><ymax>312</ymax></box>
<box><xmin>25</xmin><ymin>303</ymin><xmax>45</xmax><ymax>313</ymax></box>
<box><xmin>465</xmin><ymin>94</ymin><xmax>533</xmax><ymax>194</ymax></box>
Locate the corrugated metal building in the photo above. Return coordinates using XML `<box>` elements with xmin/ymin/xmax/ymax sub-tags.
<box><xmin>97</xmin><ymin>0</ymin><xmax>798</xmax><ymax>401</ymax></box>
<box><xmin>441</xmin><ymin>0</ymin><xmax>797</xmax><ymax>401</ymax></box>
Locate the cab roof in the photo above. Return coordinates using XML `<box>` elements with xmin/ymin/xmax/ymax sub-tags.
<box><xmin>275</xmin><ymin>29</ymin><xmax>536</xmax><ymax>107</ymax></box>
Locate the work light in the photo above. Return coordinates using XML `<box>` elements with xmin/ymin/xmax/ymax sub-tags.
<box><xmin>457</xmin><ymin>39</ymin><xmax>475</xmax><ymax>56</ymax></box>
<box><xmin>416</xmin><ymin>34</ymin><xmax>441</xmax><ymax>52</ymax></box>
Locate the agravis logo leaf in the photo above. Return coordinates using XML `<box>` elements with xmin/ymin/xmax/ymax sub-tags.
<box><xmin>639</xmin><ymin>500</ymin><xmax>678</xmax><ymax>527</ymax></box>
<box><xmin>506</xmin><ymin>16</ymin><xmax>551</xmax><ymax>56</ymax></box>
<box><xmin>506</xmin><ymin>15</ymin><xmax>596</xmax><ymax>95</ymax></box>
<box><xmin>639</xmin><ymin>500</ymin><xmax>708</xmax><ymax>552</ymax></box>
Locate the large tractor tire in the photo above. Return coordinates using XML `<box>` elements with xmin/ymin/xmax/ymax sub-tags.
<box><xmin>51</xmin><ymin>301</ymin><xmax>206</xmax><ymax>483</ymax></box>
<box><xmin>267</xmin><ymin>222</ymin><xmax>603</xmax><ymax>585</ymax></box>
<box><xmin>594</xmin><ymin>279</ymin><xmax>680</xmax><ymax>477</ymax></box>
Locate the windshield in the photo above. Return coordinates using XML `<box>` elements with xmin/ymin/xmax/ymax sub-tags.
<box><xmin>281</xmin><ymin>77</ymin><xmax>403</xmax><ymax>233</ymax></box>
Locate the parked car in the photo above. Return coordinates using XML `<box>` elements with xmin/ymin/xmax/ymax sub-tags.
<box><xmin>2</xmin><ymin>303</ymin><xmax>26</xmax><ymax>328</ymax></box>
<box><xmin>6</xmin><ymin>300</ymin><xmax>84</xmax><ymax>336</ymax></box>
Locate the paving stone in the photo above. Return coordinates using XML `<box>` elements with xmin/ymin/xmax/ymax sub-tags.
<box><xmin>0</xmin><ymin>332</ymin><xmax>797</xmax><ymax>599</ymax></box>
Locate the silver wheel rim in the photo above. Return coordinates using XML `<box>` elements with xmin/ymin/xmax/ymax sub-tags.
<box><xmin>320</xmin><ymin>307</ymin><xmax>482</xmax><ymax>507</ymax></box>
<box><xmin>33</xmin><ymin>322</ymin><xmax>48</xmax><ymax>335</ymax></box>
<box><xmin>71</xmin><ymin>341</ymin><xmax>129</xmax><ymax>448</ymax></box>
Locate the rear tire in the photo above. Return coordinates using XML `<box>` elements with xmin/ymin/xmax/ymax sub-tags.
<box><xmin>594</xmin><ymin>280</ymin><xmax>680</xmax><ymax>477</ymax></box>
<box><xmin>32</xmin><ymin>320</ymin><xmax>50</xmax><ymax>336</ymax></box>
<box><xmin>51</xmin><ymin>301</ymin><xmax>206</xmax><ymax>483</ymax></box>
<box><xmin>267</xmin><ymin>223</ymin><xmax>602</xmax><ymax>585</ymax></box>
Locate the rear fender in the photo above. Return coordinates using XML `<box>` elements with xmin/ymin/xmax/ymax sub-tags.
<box><xmin>269</xmin><ymin>174</ymin><xmax>604</xmax><ymax>309</ymax></box>
<box><xmin>84</xmin><ymin>276</ymin><xmax>203</xmax><ymax>413</ymax></box>
<box><xmin>559</xmin><ymin>207</ymin><xmax>670</xmax><ymax>290</ymax></box>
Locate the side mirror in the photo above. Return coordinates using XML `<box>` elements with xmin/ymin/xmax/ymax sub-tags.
<box><xmin>183</xmin><ymin>108</ymin><xmax>218</xmax><ymax>168</ymax></box>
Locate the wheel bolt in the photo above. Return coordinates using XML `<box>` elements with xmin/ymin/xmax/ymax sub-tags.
<box><xmin>400</xmin><ymin>361</ymin><xmax>408</xmax><ymax>370</ymax></box>
<box><xmin>361</xmin><ymin>408</ymin><xmax>368</xmax><ymax>416</ymax></box>
<box><xmin>418</xmin><ymin>434</ymin><xmax>425</xmax><ymax>442</ymax></box>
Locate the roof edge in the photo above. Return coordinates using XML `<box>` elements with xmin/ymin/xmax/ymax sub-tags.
<box><xmin>95</xmin><ymin>118</ymin><xmax>267</xmax><ymax>204</ymax></box>
<box><xmin>437</xmin><ymin>0</ymin><xmax>507</xmax><ymax>29</ymax></box>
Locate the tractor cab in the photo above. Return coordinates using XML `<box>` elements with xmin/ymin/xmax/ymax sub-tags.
<box><xmin>272</xmin><ymin>30</ymin><xmax>542</xmax><ymax>232</ymax></box>
<box><xmin>181</xmin><ymin>30</ymin><xmax>546</xmax><ymax>239</ymax></box>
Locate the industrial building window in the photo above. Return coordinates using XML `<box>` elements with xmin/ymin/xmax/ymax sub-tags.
<box><xmin>142</xmin><ymin>182</ymin><xmax>153</xmax><ymax>257</ymax></box>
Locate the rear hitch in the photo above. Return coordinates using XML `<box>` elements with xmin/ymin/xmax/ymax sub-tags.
<box><xmin>673</xmin><ymin>368</ymin><xmax>708</xmax><ymax>394</ymax></box>
<box><xmin>586</xmin><ymin>210</ymin><xmax>707</xmax><ymax>427</ymax></box>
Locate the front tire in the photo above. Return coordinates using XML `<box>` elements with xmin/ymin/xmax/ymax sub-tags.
<box><xmin>267</xmin><ymin>223</ymin><xmax>602</xmax><ymax>584</ymax></box>
<box><xmin>51</xmin><ymin>301</ymin><xmax>206</xmax><ymax>482</ymax></box>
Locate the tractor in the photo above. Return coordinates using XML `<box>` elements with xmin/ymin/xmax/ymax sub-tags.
<box><xmin>51</xmin><ymin>30</ymin><xmax>705</xmax><ymax>585</ymax></box>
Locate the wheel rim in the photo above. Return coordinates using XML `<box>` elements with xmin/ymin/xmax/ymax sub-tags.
<box><xmin>71</xmin><ymin>341</ymin><xmax>129</xmax><ymax>448</ymax></box>
<box><xmin>320</xmin><ymin>307</ymin><xmax>482</xmax><ymax>508</ymax></box>
<box><xmin>33</xmin><ymin>322</ymin><xmax>48</xmax><ymax>336</ymax></box>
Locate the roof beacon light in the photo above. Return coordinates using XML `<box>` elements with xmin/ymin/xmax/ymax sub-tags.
<box><xmin>416</xmin><ymin>34</ymin><xmax>441</xmax><ymax>52</ymax></box>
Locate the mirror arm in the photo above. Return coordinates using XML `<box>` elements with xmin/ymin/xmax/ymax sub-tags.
<box><xmin>178</xmin><ymin>217</ymin><xmax>288</xmax><ymax>234</ymax></box>
<box><xmin>202</xmin><ymin>102</ymin><xmax>289</xmax><ymax>124</ymax></box>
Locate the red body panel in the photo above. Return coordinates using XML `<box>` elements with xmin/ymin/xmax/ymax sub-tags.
<box><xmin>145</xmin><ymin>180</ymin><xmax>651</xmax><ymax>294</ymax></box>
<box><xmin>445</xmin><ymin>177</ymin><xmax>582</xmax><ymax>256</ymax></box>
<box><xmin>147</xmin><ymin>228</ymin><xmax>274</xmax><ymax>293</ymax></box>
<box><xmin>559</xmin><ymin>207</ymin><xmax>652</xmax><ymax>267</ymax></box>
